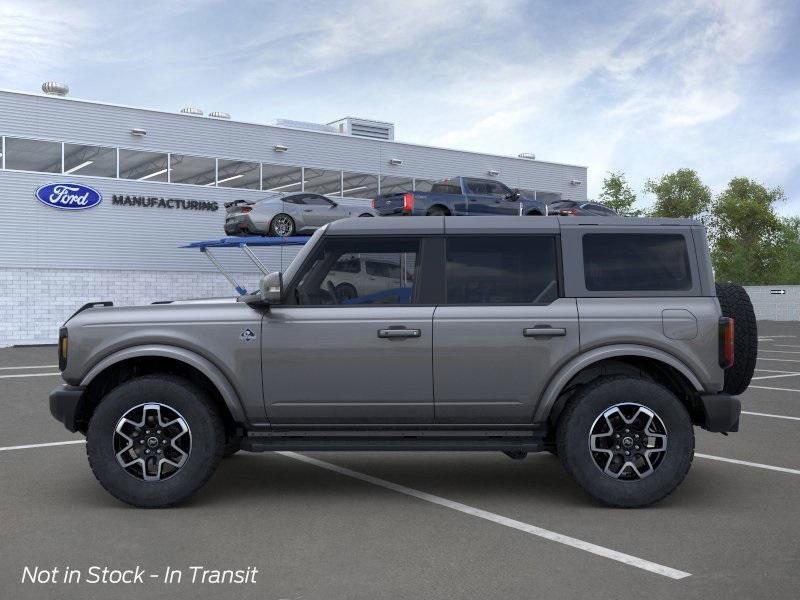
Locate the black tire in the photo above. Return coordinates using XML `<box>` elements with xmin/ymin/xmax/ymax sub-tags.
<box><xmin>86</xmin><ymin>375</ymin><xmax>225</xmax><ymax>508</ymax></box>
<box><xmin>358</xmin><ymin>213</ymin><xmax>374</xmax><ymax>217</ymax></box>
<box><xmin>334</xmin><ymin>282</ymin><xmax>358</xmax><ymax>302</ymax></box>
<box><xmin>557</xmin><ymin>376</ymin><xmax>694</xmax><ymax>508</ymax></box>
<box><xmin>268</xmin><ymin>213</ymin><xmax>295</xmax><ymax>237</ymax></box>
<box><xmin>223</xmin><ymin>435</ymin><xmax>242</xmax><ymax>457</ymax></box>
<box><xmin>715</xmin><ymin>282</ymin><xmax>758</xmax><ymax>395</ymax></box>
<box><xmin>426</xmin><ymin>206</ymin><xmax>448</xmax><ymax>216</ymax></box>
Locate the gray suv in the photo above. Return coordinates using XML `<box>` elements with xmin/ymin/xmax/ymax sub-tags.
<box><xmin>49</xmin><ymin>216</ymin><xmax>756</xmax><ymax>508</ymax></box>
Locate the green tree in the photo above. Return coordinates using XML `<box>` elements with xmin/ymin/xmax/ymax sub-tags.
<box><xmin>644</xmin><ymin>168</ymin><xmax>711</xmax><ymax>219</ymax></box>
<box><xmin>598</xmin><ymin>171</ymin><xmax>642</xmax><ymax>216</ymax></box>
<box><xmin>709</xmin><ymin>177</ymin><xmax>785</xmax><ymax>284</ymax></box>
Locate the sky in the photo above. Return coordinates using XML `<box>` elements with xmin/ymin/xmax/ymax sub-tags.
<box><xmin>1</xmin><ymin>0</ymin><xmax>799</xmax><ymax>212</ymax></box>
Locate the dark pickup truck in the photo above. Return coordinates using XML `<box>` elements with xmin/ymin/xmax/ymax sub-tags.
<box><xmin>372</xmin><ymin>177</ymin><xmax>548</xmax><ymax>217</ymax></box>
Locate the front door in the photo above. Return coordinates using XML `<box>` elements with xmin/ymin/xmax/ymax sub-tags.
<box><xmin>261</xmin><ymin>235</ymin><xmax>434</xmax><ymax>424</ymax></box>
<box><xmin>300</xmin><ymin>194</ymin><xmax>348</xmax><ymax>228</ymax></box>
<box><xmin>433</xmin><ymin>232</ymin><xmax>579</xmax><ymax>423</ymax></box>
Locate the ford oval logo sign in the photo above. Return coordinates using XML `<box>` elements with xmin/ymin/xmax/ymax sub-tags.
<box><xmin>35</xmin><ymin>183</ymin><xmax>102</xmax><ymax>210</ymax></box>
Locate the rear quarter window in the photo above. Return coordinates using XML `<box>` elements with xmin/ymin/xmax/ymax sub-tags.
<box><xmin>583</xmin><ymin>233</ymin><xmax>692</xmax><ymax>291</ymax></box>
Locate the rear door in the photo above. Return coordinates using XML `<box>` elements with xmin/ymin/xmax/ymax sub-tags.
<box><xmin>300</xmin><ymin>194</ymin><xmax>348</xmax><ymax>227</ymax></box>
<box><xmin>433</xmin><ymin>224</ymin><xmax>579</xmax><ymax>423</ymax></box>
<box><xmin>464</xmin><ymin>179</ymin><xmax>519</xmax><ymax>215</ymax></box>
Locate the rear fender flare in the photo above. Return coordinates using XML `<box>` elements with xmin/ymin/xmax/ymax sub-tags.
<box><xmin>80</xmin><ymin>344</ymin><xmax>246</xmax><ymax>423</ymax></box>
<box><xmin>534</xmin><ymin>344</ymin><xmax>704</xmax><ymax>422</ymax></box>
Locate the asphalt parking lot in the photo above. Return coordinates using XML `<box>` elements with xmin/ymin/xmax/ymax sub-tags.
<box><xmin>2</xmin><ymin>321</ymin><xmax>800</xmax><ymax>600</ymax></box>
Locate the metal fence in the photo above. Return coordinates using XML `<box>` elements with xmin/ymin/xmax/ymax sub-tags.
<box><xmin>744</xmin><ymin>286</ymin><xmax>800</xmax><ymax>321</ymax></box>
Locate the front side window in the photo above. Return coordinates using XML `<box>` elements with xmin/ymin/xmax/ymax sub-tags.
<box><xmin>294</xmin><ymin>238</ymin><xmax>419</xmax><ymax>305</ymax></box>
<box><xmin>4</xmin><ymin>137</ymin><xmax>61</xmax><ymax>173</ymax></box>
<box><xmin>119</xmin><ymin>149</ymin><xmax>169</xmax><ymax>182</ymax></box>
<box><xmin>583</xmin><ymin>233</ymin><xmax>692</xmax><ymax>291</ymax></box>
<box><xmin>63</xmin><ymin>144</ymin><xmax>117</xmax><ymax>177</ymax></box>
<box><xmin>445</xmin><ymin>236</ymin><xmax>558</xmax><ymax>304</ymax></box>
<box><xmin>303</xmin><ymin>194</ymin><xmax>334</xmax><ymax>206</ymax></box>
<box><xmin>465</xmin><ymin>179</ymin><xmax>491</xmax><ymax>195</ymax></box>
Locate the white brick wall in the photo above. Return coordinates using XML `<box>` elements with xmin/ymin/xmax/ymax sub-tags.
<box><xmin>0</xmin><ymin>268</ymin><xmax>262</xmax><ymax>346</ymax></box>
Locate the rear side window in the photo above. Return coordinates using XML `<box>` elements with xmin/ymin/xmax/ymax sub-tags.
<box><xmin>445</xmin><ymin>236</ymin><xmax>559</xmax><ymax>304</ymax></box>
<box><xmin>583</xmin><ymin>233</ymin><xmax>692</xmax><ymax>291</ymax></box>
<box><xmin>431</xmin><ymin>181</ymin><xmax>462</xmax><ymax>195</ymax></box>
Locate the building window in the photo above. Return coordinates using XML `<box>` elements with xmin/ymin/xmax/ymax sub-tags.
<box><xmin>413</xmin><ymin>178</ymin><xmax>436</xmax><ymax>192</ymax></box>
<box><xmin>63</xmin><ymin>144</ymin><xmax>117</xmax><ymax>177</ymax></box>
<box><xmin>119</xmin><ymin>149</ymin><xmax>169</xmax><ymax>182</ymax></box>
<box><xmin>262</xmin><ymin>164</ymin><xmax>302</xmax><ymax>192</ymax></box>
<box><xmin>304</xmin><ymin>168</ymin><xmax>342</xmax><ymax>196</ymax></box>
<box><xmin>379</xmin><ymin>175</ymin><xmax>414</xmax><ymax>195</ymax></box>
<box><xmin>4</xmin><ymin>137</ymin><xmax>61</xmax><ymax>173</ymax></box>
<box><xmin>170</xmin><ymin>154</ymin><xmax>216</xmax><ymax>186</ymax></box>
<box><xmin>341</xmin><ymin>172</ymin><xmax>379</xmax><ymax>198</ymax></box>
<box><xmin>217</xmin><ymin>159</ymin><xmax>260</xmax><ymax>189</ymax></box>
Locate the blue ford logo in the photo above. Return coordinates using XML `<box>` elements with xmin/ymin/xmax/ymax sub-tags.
<box><xmin>35</xmin><ymin>183</ymin><xmax>102</xmax><ymax>210</ymax></box>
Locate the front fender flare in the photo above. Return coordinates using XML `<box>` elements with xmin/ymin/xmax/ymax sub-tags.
<box><xmin>534</xmin><ymin>344</ymin><xmax>704</xmax><ymax>423</ymax></box>
<box><xmin>80</xmin><ymin>344</ymin><xmax>246</xmax><ymax>423</ymax></box>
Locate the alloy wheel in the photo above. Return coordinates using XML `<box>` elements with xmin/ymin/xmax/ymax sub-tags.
<box><xmin>272</xmin><ymin>215</ymin><xmax>293</xmax><ymax>236</ymax></box>
<box><xmin>588</xmin><ymin>403</ymin><xmax>668</xmax><ymax>480</ymax></box>
<box><xmin>113</xmin><ymin>403</ymin><xmax>191</xmax><ymax>481</ymax></box>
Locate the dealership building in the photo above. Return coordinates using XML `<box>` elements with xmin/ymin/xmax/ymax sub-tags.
<box><xmin>0</xmin><ymin>84</ymin><xmax>588</xmax><ymax>345</ymax></box>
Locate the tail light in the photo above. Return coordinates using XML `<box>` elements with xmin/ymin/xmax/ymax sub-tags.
<box><xmin>559</xmin><ymin>208</ymin><xmax>578</xmax><ymax>216</ymax></box>
<box><xmin>719</xmin><ymin>317</ymin><xmax>734</xmax><ymax>368</ymax></box>
<box><xmin>371</xmin><ymin>198</ymin><xmax>377</xmax><ymax>209</ymax></box>
<box><xmin>402</xmin><ymin>193</ymin><xmax>414</xmax><ymax>213</ymax></box>
<box><xmin>58</xmin><ymin>327</ymin><xmax>68</xmax><ymax>371</ymax></box>
<box><xmin>241</xmin><ymin>207</ymin><xmax>252</xmax><ymax>213</ymax></box>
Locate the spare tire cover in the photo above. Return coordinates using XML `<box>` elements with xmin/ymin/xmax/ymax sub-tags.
<box><xmin>715</xmin><ymin>282</ymin><xmax>758</xmax><ymax>395</ymax></box>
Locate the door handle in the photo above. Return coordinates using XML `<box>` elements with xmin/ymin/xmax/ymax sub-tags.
<box><xmin>378</xmin><ymin>328</ymin><xmax>422</xmax><ymax>339</ymax></box>
<box><xmin>303</xmin><ymin>209</ymin><xmax>313</xmax><ymax>212</ymax></box>
<box><xmin>523</xmin><ymin>327</ymin><xmax>566</xmax><ymax>338</ymax></box>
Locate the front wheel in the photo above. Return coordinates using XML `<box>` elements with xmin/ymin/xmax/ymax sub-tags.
<box><xmin>269</xmin><ymin>213</ymin><xmax>295</xmax><ymax>237</ymax></box>
<box><xmin>556</xmin><ymin>376</ymin><xmax>694</xmax><ymax>507</ymax></box>
<box><xmin>86</xmin><ymin>375</ymin><xmax>225</xmax><ymax>508</ymax></box>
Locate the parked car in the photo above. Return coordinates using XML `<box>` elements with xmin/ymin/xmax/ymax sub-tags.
<box><xmin>224</xmin><ymin>192</ymin><xmax>376</xmax><ymax>237</ymax></box>
<box><xmin>50</xmin><ymin>216</ymin><xmax>756</xmax><ymax>508</ymax></box>
<box><xmin>549</xmin><ymin>199</ymin><xmax>617</xmax><ymax>216</ymax></box>
<box><xmin>371</xmin><ymin>177</ymin><xmax>547</xmax><ymax>217</ymax></box>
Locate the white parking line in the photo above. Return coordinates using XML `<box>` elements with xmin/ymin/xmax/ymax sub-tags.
<box><xmin>696</xmin><ymin>454</ymin><xmax>800</xmax><ymax>476</ymax></box>
<box><xmin>742</xmin><ymin>411</ymin><xmax>800</xmax><ymax>422</ymax></box>
<box><xmin>760</xmin><ymin>349</ymin><xmax>800</xmax><ymax>355</ymax></box>
<box><xmin>757</xmin><ymin>357</ymin><xmax>800</xmax><ymax>364</ymax></box>
<box><xmin>751</xmin><ymin>372</ymin><xmax>800</xmax><ymax>381</ymax></box>
<box><xmin>0</xmin><ymin>440</ymin><xmax>85</xmax><ymax>452</ymax></box>
<box><xmin>774</xmin><ymin>344</ymin><xmax>800</xmax><ymax>349</ymax></box>
<box><xmin>754</xmin><ymin>368</ymin><xmax>800</xmax><ymax>373</ymax></box>
<box><xmin>749</xmin><ymin>385</ymin><xmax>800</xmax><ymax>393</ymax></box>
<box><xmin>0</xmin><ymin>365</ymin><xmax>58</xmax><ymax>370</ymax></box>
<box><xmin>278</xmin><ymin>451</ymin><xmax>691</xmax><ymax>580</ymax></box>
<box><xmin>0</xmin><ymin>372</ymin><xmax>61</xmax><ymax>379</ymax></box>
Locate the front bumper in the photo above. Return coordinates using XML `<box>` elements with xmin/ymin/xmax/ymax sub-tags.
<box><xmin>698</xmin><ymin>392</ymin><xmax>741</xmax><ymax>432</ymax></box>
<box><xmin>49</xmin><ymin>385</ymin><xmax>86</xmax><ymax>433</ymax></box>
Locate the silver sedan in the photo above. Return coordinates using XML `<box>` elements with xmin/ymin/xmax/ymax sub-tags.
<box><xmin>224</xmin><ymin>192</ymin><xmax>377</xmax><ymax>237</ymax></box>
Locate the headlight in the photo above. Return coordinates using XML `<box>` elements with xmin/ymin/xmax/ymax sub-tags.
<box><xmin>58</xmin><ymin>327</ymin><xmax>68</xmax><ymax>371</ymax></box>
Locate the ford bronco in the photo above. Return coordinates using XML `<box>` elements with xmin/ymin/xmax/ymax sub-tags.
<box><xmin>49</xmin><ymin>216</ymin><xmax>756</xmax><ymax>508</ymax></box>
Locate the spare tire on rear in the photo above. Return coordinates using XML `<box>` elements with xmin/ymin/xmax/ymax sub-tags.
<box><xmin>715</xmin><ymin>282</ymin><xmax>757</xmax><ymax>395</ymax></box>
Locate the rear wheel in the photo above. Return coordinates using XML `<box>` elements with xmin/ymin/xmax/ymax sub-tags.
<box><xmin>269</xmin><ymin>214</ymin><xmax>295</xmax><ymax>237</ymax></box>
<box><xmin>715</xmin><ymin>282</ymin><xmax>757</xmax><ymax>395</ymax></box>
<box><xmin>426</xmin><ymin>206</ymin><xmax>448</xmax><ymax>216</ymax></box>
<box><xmin>86</xmin><ymin>375</ymin><xmax>225</xmax><ymax>507</ymax></box>
<box><xmin>557</xmin><ymin>376</ymin><xmax>694</xmax><ymax>507</ymax></box>
<box><xmin>358</xmin><ymin>213</ymin><xmax>374</xmax><ymax>217</ymax></box>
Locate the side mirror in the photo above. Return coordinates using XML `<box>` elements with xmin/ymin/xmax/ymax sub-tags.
<box><xmin>329</xmin><ymin>201</ymin><xmax>338</xmax><ymax>208</ymax></box>
<box><xmin>259</xmin><ymin>271</ymin><xmax>283</xmax><ymax>304</ymax></box>
<box><xmin>505</xmin><ymin>189</ymin><xmax>521</xmax><ymax>201</ymax></box>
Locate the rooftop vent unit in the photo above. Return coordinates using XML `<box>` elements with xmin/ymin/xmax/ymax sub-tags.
<box><xmin>208</xmin><ymin>111</ymin><xmax>231</xmax><ymax>119</ymax></box>
<box><xmin>42</xmin><ymin>82</ymin><xmax>69</xmax><ymax>96</ymax></box>
<box><xmin>518</xmin><ymin>152</ymin><xmax>536</xmax><ymax>160</ymax></box>
<box><xmin>180</xmin><ymin>106</ymin><xmax>203</xmax><ymax>116</ymax></box>
<box><xmin>269</xmin><ymin>119</ymin><xmax>337</xmax><ymax>134</ymax></box>
<box><xmin>329</xmin><ymin>117</ymin><xmax>395</xmax><ymax>141</ymax></box>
